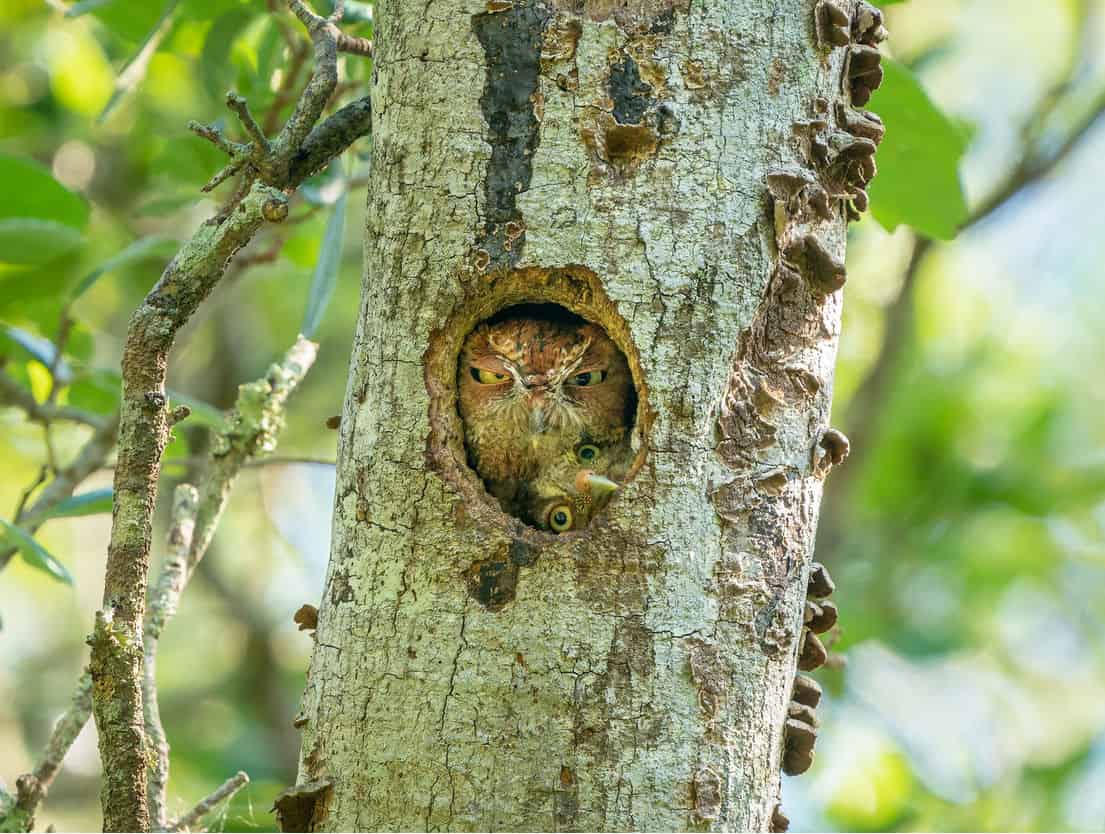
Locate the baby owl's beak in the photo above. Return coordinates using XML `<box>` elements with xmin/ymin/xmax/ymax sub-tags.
<box><xmin>577</xmin><ymin>470</ymin><xmax>619</xmax><ymax>499</ymax></box>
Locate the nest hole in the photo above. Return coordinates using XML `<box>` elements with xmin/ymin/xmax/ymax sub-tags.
<box><xmin>425</xmin><ymin>266</ymin><xmax>651</xmax><ymax>540</ymax></box>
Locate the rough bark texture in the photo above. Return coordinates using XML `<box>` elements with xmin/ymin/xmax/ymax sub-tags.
<box><xmin>92</xmin><ymin>181</ymin><xmax>285</xmax><ymax>833</ymax></box>
<box><xmin>298</xmin><ymin>1</ymin><xmax>856</xmax><ymax>830</ymax></box>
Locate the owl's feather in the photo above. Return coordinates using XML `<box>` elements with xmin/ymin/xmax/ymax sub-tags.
<box><xmin>458</xmin><ymin>313</ymin><xmax>634</xmax><ymax>513</ymax></box>
<box><xmin>518</xmin><ymin>436</ymin><xmax>632</xmax><ymax>531</ymax></box>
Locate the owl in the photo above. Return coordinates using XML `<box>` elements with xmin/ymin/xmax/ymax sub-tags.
<box><xmin>458</xmin><ymin>310</ymin><xmax>635</xmax><ymax>509</ymax></box>
<box><xmin>520</xmin><ymin>437</ymin><xmax>632</xmax><ymax>531</ymax></box>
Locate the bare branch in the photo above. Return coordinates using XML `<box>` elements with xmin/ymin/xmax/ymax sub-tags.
<box><xmin>0</xmin><ymin>413</ymin><xmax>120</xmax><ymax>572</ymax></box>
<box><xmin>90</xmin><ymin>0</ymin><xmax>369</xmax><ymax>821</ymax></box>
<box><xmin>288</xmin><ymin>96</ymin><xmax>372</xmax><ymax>188</ymax></box>
<box><xmin>91</xmin><ymin>181</ymin><xmax>287</xmax><ymax>832</ymax></box>
<box><xmin>145</xmin><ymin>485</ymin><xmax>199</xmax><ymax>831</ymax></box>
<box><xmin>226</xmin><ymin>92</ymin><xmax>271</xmax><ymax>155</ymax></box>
<box><xmin>200</xmin><ymin>157</ymin><xmax>247</xmax><ymax>193</ymax></box>
<box><xmin>187</xmin><ymin>120</ymin><xmax>248</xmax><ymax>157</ymax></box>
<box><xmin>0</xmin><ymin>370</ymin><xmax>109</xmax><ymax>429</ymax></box>
<box><xmin>0</xmin><ymin>672</ymin><xmax>93</xmax><ymax>831</ymax></box>
<box><xmin>168</xmin><ymin>771</ymin><xmax>249</xmax><ymax>832</ymax></box>
<box><xmin>336</xmin><ymin>31</ymin><xmax>372</xmax><ymax>56</ymax></box>
<box><xmin>187</xmin><ymin>337</ymin><xmax>319</xmax><ymax>574</ymax></box>
<box><xmin>278</xmin><ymin>2</ymin><xmax>341</xmax><ymax>153</ymax></box>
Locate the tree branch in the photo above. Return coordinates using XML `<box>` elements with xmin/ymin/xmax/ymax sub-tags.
<box><xmin>3</xmin><ymin>337</ymin><xmax>317</xmax><ymax>832</ymax></box>
<box><xmin>144</xmin><ymin>485</ymin><xmax>199</xmax><ymax>831</ymax></box>
<box><xmin>0</xmin><ymin>413</ymin><xmax>120</xmax><ymax>571</ymax></box>
<box><xmin>0</xmin><ymin>672</ymin><xmax>93</xmax><ymax>832</ymax></box>
<box><xmin>0</xmin><ymin>369</ymin><xmax>109</xmax><ymax>429</ymax></box>
<box><xmin>167</xmin><ymin>772</ymin><xmax>249</xmax><ymax>833</ymax></box>
<box><xmin>90</xmin><ymin>0</ymin><xmax>369</xmax><ymax>824</ymax></box>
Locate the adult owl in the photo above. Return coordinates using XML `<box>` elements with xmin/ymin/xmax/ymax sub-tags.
<box><xmin>520</xmin><ymin>437</ymin><xmax>632</xmax><ymax>532</ymax></box>
<box><xmin>457</xmin><ymin>308</ymin><xmax>635</xmax><ymax>509</ymax></box>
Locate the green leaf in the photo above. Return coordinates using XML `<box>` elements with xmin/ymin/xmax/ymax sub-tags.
<box><xmin>65</xmin><ymin>0</ymin><xmax>116</xmax><ymax>17</ymax></box>
<box><xmin>0</xmin><ymin>519</ymin><xmax>74</xmax><ymax>585</ymax></box>
<box><xmin>88</xmin><ymin>0</ymin><xmax>164</xmax><ymax>43</ymax></box>
<box><xmin>868</xmin><ymin>59</ymin><xmax>969</xmax><ymax>241</ymax></box>
<box><xmin>41</xmin><ymin>489</ymin><xmax>114</xmax><ymax>520</ymax></box>
<box><xmin>0</xmin><ymin>155</ymin><xmax>90</xmax><ymax>229</ymax></box>
<box><xmin>69</xmin><ymin>235</ymin><xmax>179</xmax><ymax>302</ymax></box>
<box><xmin>301</xmin><ymin>180</ymin><xmax>347</xmax><ymax>338</ymax></box>
<box><xmin>201</xmin><ymin>7</ymin><xmax>257</xmax><ymax>104</ymax></box>
<box><xmin>1</xmin><ymin>324</ymin><xmax>74</xmax><ymax>383</ymax></box>
<box><xmin>0</xmin><ymin>219</ymin><xmax>84</xmax><ymax>266</ymax></box>
<box><xmin>68</xmin><ymin>369</ymin><xmax>122</xmax><ymax>414</ymax></box>
<box><xmin>98</xmin><ymin>0</ymin><xmax>181</xmax><ymax>124</ymax></box>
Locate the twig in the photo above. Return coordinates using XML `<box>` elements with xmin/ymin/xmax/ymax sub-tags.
<box><xmin>149</xmin><ymin>338</ymin><xmax>318</xmax><ymax>829</ymax></box>
<box><xmin>145</xmin><ymin>485</ymin><xmax>199</xmax><ymax>831</ymax></box>
<box><xmin>0</xmin><ymin>672</ymin><xmax>93</xmax><ymax>832</ymax></box>
<box><xmin>0</xmin><ymin>413</ymin><xmax>120</xmax><ymax>572</ymax></box>
<box><xmin>226</xmin><ymin>92</ymin><xmax>271</xmax><ymax>155</ymax></box>
<box><xmin>0</xmin><ymin>371</ymin><xmax>109</xmax><ymax>429</ymax></box>
<box><xmin>188</xmin><ymin>338</ymin><xmax>319</xmax><ymax>571</ymax></box>
<box><xmin>167</xmin><ymin>772</ymin><xmax>249</xmax><ymax>832</ymax></box>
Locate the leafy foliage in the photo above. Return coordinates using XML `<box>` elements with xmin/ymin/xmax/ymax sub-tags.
<box><xmin>868</xmin><ymin>60</ymin><xmax>969</xmax><ymax>239</ymax></box>
<box><xmin>1</xmin><ymin>0</ymin><xmax>1101</xmax><ymax>832</ymax></box>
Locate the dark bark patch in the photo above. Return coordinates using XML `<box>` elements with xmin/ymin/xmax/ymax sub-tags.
<box><xmin>328</xmin><ymin>567</ymin><xmax>354</xmax><ymax>606</ymax></box>
<box><xmin>464</xmin><ymin>557</ymin><xmax>519</xmax><ymax>610</ymax></box>
<box><xmin>608</xmin><ymin>56</ymin><xmax>654</xmax><ymax>124</ymax></box>
<box><xmin>510</xmin><ymin>539</ymin><xmax>539</xmax><ymax>566</ymax></box>
<box><xmin>472</xmin><ymin>2</ymin><xmax>552</xmax><ymax>271</ymax></box>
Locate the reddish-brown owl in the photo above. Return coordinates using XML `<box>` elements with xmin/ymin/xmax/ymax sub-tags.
<box><xmin>457</xmin><ymin>310</ymin><xmax>634</xmax><ymax>511</ymax></box>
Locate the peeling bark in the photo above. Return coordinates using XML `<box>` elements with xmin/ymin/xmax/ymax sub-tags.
<box><xmin>298</xmin><ymin>0</ymin><xmax>866</xmax><ymax>829</ymax></box>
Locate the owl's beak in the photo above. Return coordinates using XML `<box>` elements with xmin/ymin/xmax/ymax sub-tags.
<box><xmin>577</xmin><ymin>471</ymin><xmax>619</xmax><ymax>499</ymax></box>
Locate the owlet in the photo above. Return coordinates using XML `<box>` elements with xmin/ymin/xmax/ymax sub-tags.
<box><xmin>521</xmin><ymin>437</ymin><xmax>632</xmax><ymax>532</ymax></box>
<box><xmin>458</xmin><ymin>310</ymin><xmax>634</xmax><ymax>509</ymax></box>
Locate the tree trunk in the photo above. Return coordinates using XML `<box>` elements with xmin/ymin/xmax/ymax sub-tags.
<box><xmin>295</xmin><ymin>0</ymin><xmax>866</xmax><ymax>829</ymax></box>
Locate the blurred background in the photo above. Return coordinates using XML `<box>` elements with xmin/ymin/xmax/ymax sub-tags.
<box><xmin>1</xmin><ymin>0</ymin><xmax>1103</xmax><ymax>831</ymax></box>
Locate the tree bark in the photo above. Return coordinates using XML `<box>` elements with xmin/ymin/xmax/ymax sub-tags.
<box><xmin>297</xmin><ymin>0</ymin><xmax>864</xmax><ymax>829</ymax></box>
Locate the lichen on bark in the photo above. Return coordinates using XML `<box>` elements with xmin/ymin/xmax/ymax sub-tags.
<box><xmin>297</xmin><ymin>0</ymin><xmax>855</xmax><ymax>830</ymax></box>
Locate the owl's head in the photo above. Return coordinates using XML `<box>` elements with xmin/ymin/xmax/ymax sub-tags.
<box><xmin>521</xmin><ymin>443</ymin><xmax>621</xmax><ymax>532</ymax></box>
<box><xmin>457</xmin><ymin>308</ymin><xmax>634</xmax><ymax>439</ymax></box>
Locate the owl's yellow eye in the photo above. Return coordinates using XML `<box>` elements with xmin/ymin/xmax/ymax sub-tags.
<box><xmin>470</xmin><ymin>367</ymin><xmax>510</xmax><ymax>385</ymax></box>
<box><xmin>547</xmin><ymin>504</ymin><xmax>574</xmax><ymax>532</ymax></box>
<box><xmin>568</xmin><ymin>370</ymin><xmax>606</xmax><ymax>387</ymax></box>
<box><xmin>576</xmin><ymin>444</ymin><xmax>600</xmax><ymax>464</ymax></box>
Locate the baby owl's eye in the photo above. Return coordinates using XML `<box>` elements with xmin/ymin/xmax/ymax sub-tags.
<box><xmin>471</xmin><ymin>368</ymin><xmax>509</xmax><ymax>384</ymax></box>
<box><xmin>547</xmin><ymin>504</ymin><xmax>574</xmax><ymax>533</ymax></box>
<box><xmin>576</xmin><ymin>444</ymin><xmax>600</xmax><ymax>464</ymax></box>
<box><xmin>569</xmin><ymin>370</ymin><xmax>606</xmax><ymax>387</ymax></box>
